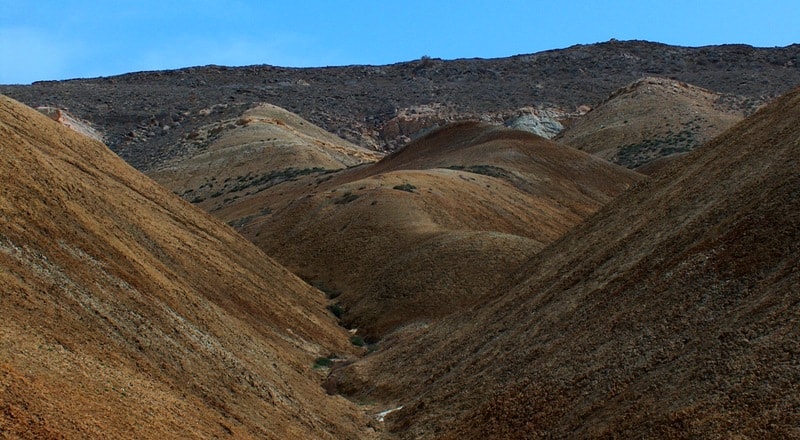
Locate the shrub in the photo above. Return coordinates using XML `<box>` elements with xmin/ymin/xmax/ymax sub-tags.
<box><xmin>446</xmin><ymin>164</ymin><xmax>508</xmax><ymax>178</ymax></box>
<box><xmin>334</xmin><ymin>191</ymin><xmax>360</xmax><ymax>204</ymax></box>
<box><xmin>328</xmin><ymin>303</ymin><xmax>344</xmax><ymax>319</ymax></box>
<box><xmin>313</xmin><ymin>357</ymin><xmax>333</xmax><ymax>369</ymax></box>
<box><xmin>393</xmin><ymin>183</ymin><xmax>416</xmax><ymax>193</ymax></box>
<box><xmin>313</xmin><ymin>283</ymin><xmax>342</xmax><ymax>299</ymax></box>
<box><xmin>350</xmin><ymin>336</ymin><xmax>365</xmax><ymax>347</ymax></box>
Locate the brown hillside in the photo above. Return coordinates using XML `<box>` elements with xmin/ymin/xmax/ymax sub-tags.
<box><xmin>336</xmin><ymin>85</ymin><xmax>800</xmax><ymax>438</ymax></box>
<box><xmin>147</xmin><ymin>103</ymin><xmax>382</xmax><ymax>211</ymax></box>
<box><xmin>0</xmin><ymin>95</ymin><xmax>376</xmax><ymax>439</ymax></box>
<box><xmin>214</xmin><ymin>122</ymin><xmax>642</xmax><ymax>340</ymax></box>
<box><xmin>557</xmin><ymin>77</ymin><xmax>743</xmax><ymax>171</ymax></box>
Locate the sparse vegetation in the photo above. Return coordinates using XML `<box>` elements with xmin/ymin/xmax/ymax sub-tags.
<box><xmin>311</xmin><ymin>282</ymin><xmax>342</xmax><ymax>299</ymax></box>
<box><xmin>334</xmin><ymin>191</ymin><xmax>360</xmax><ymax>204</ymax></box>
<box><xmin>349</xmin><ymin>336</ymin><xmax>365</xmax><ymax>347</ymax></box>
<box><xmin>328</xmin><ymin>303</ymin><xmax>344</xmax><ymax>319</ymax></box>
<box><xmin>313</xmin><ymin>356</ymin><xmax>333</xmax><ymax>369</ymax></box>
<box><xmin>226</xmin><ymin>208</ymin><xmax>271</xmax><ymax>228</ymax></box>
<box><xmin>614</xmin><ymin>129</ymin><xmax>696</xmax><ymax>168</ymax></box>
<box><xmin>446</xmin><ymin>164</ymin><xmax>509</xmax><ymax>179</ymax></box>
<box><xmin>393</xmin><ymin>183</ymin><xmax>417</xmax><ymax>193</ymax></box>
<box><xmin>227</xmin><ymin>167</ymin><xmax>329</xmax><ymax>193</ymax></box>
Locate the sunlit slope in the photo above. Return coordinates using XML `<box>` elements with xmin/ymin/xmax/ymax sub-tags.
<box><xmin>0</xmin><ymin>95</ymin><xmax>375</xmax><ymax>439</ymax></box>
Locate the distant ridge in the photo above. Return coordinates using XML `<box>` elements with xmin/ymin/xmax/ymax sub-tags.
<box><xmin>2</xmin><ymin>40</ymin><xmax>798</xmax><ymax>170</ymax></box>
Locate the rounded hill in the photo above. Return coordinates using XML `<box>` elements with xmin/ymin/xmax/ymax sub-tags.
<box><xmin>215</xmin><ymin>122</ymin><xmax>642</xmax><ymax>340</ymax></box>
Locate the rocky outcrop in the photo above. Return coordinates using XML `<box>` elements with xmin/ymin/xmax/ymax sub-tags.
<box><xmin>504</xmin><ymin>107</ymin><xmax>565</xmax><ymax>138</ymax></box>
<box><xmin>37</xmin><ymin>106</ymin><xmax>104</xmax><ymax>142</ymax></box>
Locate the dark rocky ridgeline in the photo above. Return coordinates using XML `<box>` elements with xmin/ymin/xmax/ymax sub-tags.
<box><xmin>2</xmin><ymin>40</ymin><xmax>799</xmax><ymax>171</ymax></box>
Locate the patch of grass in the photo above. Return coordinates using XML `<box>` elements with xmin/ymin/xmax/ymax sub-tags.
<box><xmin>446</xmin><ymin>164</ymin><xmax>509</xmax><ymax>179</ymax></box>
<box><xmin>614</xmin><ymin>129</ymin><xmax>697</xmax><ymax>168</ymax></box>
<box><xmin>328</xmin><ymin>303</ymin><xmax>344</xmax><ymax>319</ymax></box>
<box><xmin>350</xmin><ymin>336</ymin><xmax>366</xmax><ymax>347</ymax></box>
<box><xmin>313</xmin><ymin>357</ymin><xmax>333</xmax><ymax>369</ymax></box>
<box><xmin>228</xmin><ymin>167</ymin><xmax>331</xmax><ymax>193</ymax></box>
<box><xmin>393</xmin><ymin>183</ymin><xmax>417</xmax><ymax>193</ymax></box>
<box><xmin>334</xmin><ymin>191</ymin><xmax>360</xmax><ymax>204</ymax></box>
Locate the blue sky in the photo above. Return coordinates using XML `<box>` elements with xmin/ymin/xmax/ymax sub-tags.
<box><xmin>1</xmin><ymin>0</ymin><xmax>798</xmax><ymax>84</ymax></box>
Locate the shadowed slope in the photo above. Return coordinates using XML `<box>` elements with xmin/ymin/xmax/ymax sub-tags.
<box><xmin>0</xmin><ymin>95</ymin><xmax>375</xmax><ymax>439</ymax></box>
<box><xmin>215</xmin><ymin>122</ymin><xmax>642</xmax><ymax>340</ymax></box>
<box><xmin>337</xmin><ymin>86</ymin><xmax>800</xmax><ymax>438</ymax></box>
<box><xmin>557</xmin><ymin>77</ymin><xmax>743</xmax><ymax>171</ymax></box>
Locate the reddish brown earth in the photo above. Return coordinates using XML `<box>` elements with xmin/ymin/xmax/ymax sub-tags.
<box><xmin>213</xmin><ymin>122</ymin><xmax>642</xmax><ymax>340</ymax></box>
<box><xmin>3</xmin><ymin>40</ymin><xmax>799</xmax><ymax>439</ymax></box>
<box><xmin>333</xmin><ymin>86</ymin><xmax>800</xmax><ymax>438</ymax></box>
<box><xmin>0</xmin><ymin>95</ymin><xmax>378</xmax><ymax>439</ymax></box>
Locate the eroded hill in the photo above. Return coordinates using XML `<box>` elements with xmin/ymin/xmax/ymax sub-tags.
<box><xmin>212</xmin><ymin>122</ymin><xmax>643</xmax><ymax>340</ymax></box>
<box><xmin>0</xmin><ymin>95</ymin><xmax>377</xmax><ymax>439</ymax></box>
<box><xmin>333</xmin><ymin>86</ymin><xmax>800</xmax><ymax>438</ymax></box>
<box><xmin>146</xmin><ymin>102</ymin><xmax>382</xmax><ymax>211</ymax></box>
<box><xmin>556</xmin><ymin>77</ymin><xmax>744</xmax><ymax>171</ymax></box>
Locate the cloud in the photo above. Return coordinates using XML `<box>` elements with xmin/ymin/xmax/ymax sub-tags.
<box><xmin>0</xmin><ymin>27</ymin><xmax>83</xmax><ymax>84</ymax></box>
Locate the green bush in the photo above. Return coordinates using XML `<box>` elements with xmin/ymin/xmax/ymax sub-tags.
<box><xmin>393</xmin><ymin>183</ymin><xmax>416</xmax><ymax>193</ymax></box>
<box><xmin>328</xmin><ymin>303</ymin><xmax>344</xmax><ymax>319</ymax></box>
<box><xmin>350</xmin><ymin>336</ymin><xmax>365</xmax><ymax>347</ymax></box>
<box><xmin>334</xmin><ymin>191</ymin><xmax>360</xmax><ymax>204</ymax></box>
<box><xmin>313</xmin><ymin>357</ymin><xmax>333</xmax><ymax>369</ymax></box>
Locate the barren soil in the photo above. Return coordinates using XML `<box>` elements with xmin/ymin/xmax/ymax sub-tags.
<box><xmin>0</xmin><ymin>95</ymin><xmax>377</xmax><ymax>439</ymax></box>
<box><xmin>334</xmin><ymin>85</ymin><xmax>800</xmax><ymax>438</ymax></box>
<box><xmin>212</xmin><ymin>122</ymin><xmax>642</xmax><ymax>340</ymax></box>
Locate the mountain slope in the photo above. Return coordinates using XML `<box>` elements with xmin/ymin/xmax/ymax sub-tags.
<box><xmin>214</xmin><ymin>122</ymin><xmax>642</xmax><ymax>339</ymax></box>
<box><xmin>556</xmin><ymin>77</ymin><xmax>743</xmax><ymax>170</ymax></box>
<box><xmin>0</xmin><ymin>95</ymin><xmax>375</xmax><ymax>439</ymax></box>
<box><xmin>336</xmin><ymin>86</ymin><xmax>800</xmax><ymax>438</ymax></box>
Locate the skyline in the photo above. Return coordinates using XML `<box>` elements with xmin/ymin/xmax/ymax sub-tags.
<box><xmin>2</xmin><ymin>0</ymin><xmax>799</xmax><ymax>84</ymax></box>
